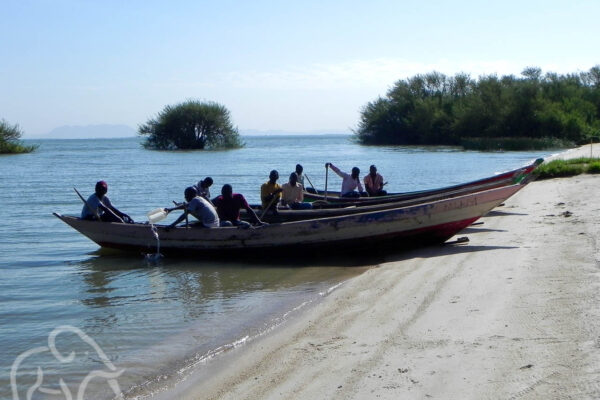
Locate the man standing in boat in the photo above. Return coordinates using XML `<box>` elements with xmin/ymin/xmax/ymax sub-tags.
<box><xmin>81</xmin><ymin>180</ymin><xmax>133</xmax><ymax>222</ymax></box>
<box><xmin>166</xmin><ymin>186</ymin><xmax>219</xmax><ymax>228</ymax></box>
<box><xmin>326</xmin><ymin>163</ymin><xmax>368</xmax><ymax>198</ymax></box>
<box><xmin>364</xmin><ymin>165</ymin><xmax>387</xmax><ymax>197</ymax></box>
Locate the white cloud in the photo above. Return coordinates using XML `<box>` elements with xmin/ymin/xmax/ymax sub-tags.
<box><xmin>216</xmin><ymin>58</ymin><xmax>598</xmax><ymax>92</ymax></box>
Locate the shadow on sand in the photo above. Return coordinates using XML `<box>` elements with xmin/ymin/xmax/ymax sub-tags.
<box><xmin>485</xmin><ymin>210</ymin><xmax>528</xmax><ymax>217</ymax></box>
<box><xmin>458</xmin><ymin>227</ymin><xmax>508</xmax><ymax>234</ymax></box>
<box><xmin>381</xmin><ymin>242</ymin><xmax>519</xmax><ymax>264</ymax></box>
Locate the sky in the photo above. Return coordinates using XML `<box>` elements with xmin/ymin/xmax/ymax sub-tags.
<box><xmin>1</xmin><ymin>0</ymin><xmax>599</xmax><ymax>137</ymax></box>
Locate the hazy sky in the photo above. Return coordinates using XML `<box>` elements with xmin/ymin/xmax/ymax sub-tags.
<box><xmin>2</xmin><ymin>0</ymin><xmax>599</xmax><ymax>137</ymax></box>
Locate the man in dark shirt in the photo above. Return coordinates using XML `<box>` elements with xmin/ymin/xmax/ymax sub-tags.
<box><xmin>213</xmin><ymin>184</ymin><xmax>265</xmax><ymax>227</ymax></box>
<box><xmin>81</xmin><ymin>180</ymin><xmax>133</xmax><ymax>223</ymax></box>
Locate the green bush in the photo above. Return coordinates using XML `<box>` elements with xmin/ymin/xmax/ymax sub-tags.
<box><xmin>139</xmin><ymin>100</ymin><xmax>243</xmax><ymax>150</ymax></box>
<box><xmin>536</xmin><ymin>158</ymin><xmax>600</xmax><ymax>179</ymax></box>
<box><xmin>587</xmin><ymin>161</ymin><xmax>600</xmax><ymax>173</ymax></box>
<box><xmin>0</xmin><ymin>119</ymin><xmax>37</xmax><ymax>154</ymax></box>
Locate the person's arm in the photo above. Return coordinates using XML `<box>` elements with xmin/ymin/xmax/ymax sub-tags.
<box><xmin>111</xmin><ymin>206</ymin><xmax>134</xmax><ymax>223</ymax></box>
<box><xmin>167</xmin><ymin>212</ymin><xmax>188</xmax><ymax>228</ymax></box>
<box><xmin>357</xmin><ymin>179</ymin><xmax>367</xmax><ymax>195</ymax></box>
<box><xmin>327</xmin><ymin>163</ymin><xmax>345</xmax><ymax>178</ymax></box>
<box><xmin>242</xmin><ymin>195</ymin><xmax>265</xmax><ymax>225</ymax></box>
<box><xmin>270</xmin><ymin>188</ymin><xmax>283</xmax><ymax>200</ymax></box>
<box><xmin>260</xmin><ymin>184</ymin><xmax>269</xmax><ymax>204</ymax></box>
<box><xmin>166</xmin><ymin>203</ymin><xmax>185</xmax><ymax>213</ymax></box>
<box><xmin>298</xmin><ymin>185</ymin><xmax>304</xmax><ymax>202</ymax></box>
<box><xmin>245</xmin><ymin>205</ymin><xmax>264</xmax><ymax>224</ymax></box>
<box><xmin>263</xmin><ymin>185</ymin><xmax>282</xmax><ymax>203</ymax></box>
<box><xmin>98</xmin><ymin>201</ymin><xmax>128</xmax><ymax>223</ymax></box>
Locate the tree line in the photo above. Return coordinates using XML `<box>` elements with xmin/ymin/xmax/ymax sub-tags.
<box><xmin>354</xmin><ymin>66</ymin><xmax>600</xmax><ymax>150</ymax></box>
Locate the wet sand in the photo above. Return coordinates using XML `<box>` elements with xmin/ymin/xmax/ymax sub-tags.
<box><xmin>171</xmin><ymin>145</ymin><xmax>600</xmax><ymax>399</ymax></box>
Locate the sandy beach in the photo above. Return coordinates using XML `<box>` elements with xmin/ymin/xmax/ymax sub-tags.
<box><xmin>171</xmin><ymin>145</ymin><xmax>600</xmax><ymax>400</ymax></box>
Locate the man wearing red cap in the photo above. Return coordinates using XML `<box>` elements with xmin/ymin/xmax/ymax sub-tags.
<box><xmin>81</xmin><ymin>180</ymin><xmax>133</xmax><ymax>222</ymax></box>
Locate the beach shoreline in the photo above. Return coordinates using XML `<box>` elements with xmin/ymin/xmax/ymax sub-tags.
<box><xmin>165</xmin><ymin>145</ymin><xmax>600</xmax><ymax>399</ymax></box>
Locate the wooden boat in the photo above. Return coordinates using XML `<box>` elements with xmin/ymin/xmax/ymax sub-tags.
<box><xmin>303</xmin><ymin>158</ymin><xmax>543</xmax><ymax>204</ymax></box>
<box><xmin>251</xmin><ymin>174</ymin><xmax>531</xmax><ymax>223</ymax></box>
<box><xmin>54</xmin><ymin>184</ymin><xmax>523</xmax><ymax>257</ymax></box>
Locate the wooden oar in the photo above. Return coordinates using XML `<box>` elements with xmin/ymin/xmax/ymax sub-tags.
<box><xmin>260</xmin><ymin>193</ymin><xmax>279</xmax><ymax>219</ymax></box>
<box><xmin>74</xmin><ymin>187</ymin><xmax>124</xmax><ymax>223</ymax></box>
<box><xmin>324</xmin><ymin>164</ymin><xmax>329</xmax><ymax>201</ymax></box>
<box><xmin>304</xmin><ymin>174</ymin><xmax>317</xmax><ymax>192</ymax></box>
<box><xmin>74</xmin><ymin>187</ymin><xmax>101</xmax><ymax>220</ymax></box>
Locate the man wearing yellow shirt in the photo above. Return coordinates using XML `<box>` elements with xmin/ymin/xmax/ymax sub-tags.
<box><xmin>261</xmin><ymin>170</ymin><xmax>282</xmax><ymax>213</ymax></box>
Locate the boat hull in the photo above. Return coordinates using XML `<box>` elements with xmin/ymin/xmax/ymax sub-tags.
<box><xmin>55</xmin><ymin>184</ymin><xmax>523</xmax><ymax>258</ymax></box>
<box><xmin>304</xmin><ymin>159</ymin><xmax>541</xmax><ymax>204</ymax></box>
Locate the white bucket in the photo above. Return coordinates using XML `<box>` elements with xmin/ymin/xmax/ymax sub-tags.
<box><xmin>147</xmin><ymin>208</ymin><xmax>168</xmax><ymax>224</ymax></box>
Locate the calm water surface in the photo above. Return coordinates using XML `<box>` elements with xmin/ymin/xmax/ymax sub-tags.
<box><xmin>0</xmin><ymin>135</ymin><xmax>551</xmax><ymax>399</ymax></box>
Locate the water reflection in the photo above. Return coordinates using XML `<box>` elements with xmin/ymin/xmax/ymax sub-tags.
<box><xmin>59</xmin><ymin>254</ymin><xmax>370</xmax><ymax>399</ymax></box>
<box><xmin>74</xmin><ymin>254</ymin><xmax>370</xmax><ymax>309</ymax></box>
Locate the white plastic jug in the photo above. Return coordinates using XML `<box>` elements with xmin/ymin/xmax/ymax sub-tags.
<box><xmin>147</xmin><ymin>208</ymin><xmax>168</xmax><ymax>224</ymax></box>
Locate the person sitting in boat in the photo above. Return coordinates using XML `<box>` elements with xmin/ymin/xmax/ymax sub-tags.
<box><xmin>214</xmin><ymin>184</ymin><xmax>265</xmax><ymax>227</ymax></box>
<box><xmin>260</xmin><ymin>170</ymin><xmax>282</xmax><ymax>214</ymax></box>
<box><xmin>295</xmin><ymin>164</ymin><xmax>305</xmax><ymax>188</ymax></box>
<box><xmin>326</xmin><ymin>163</ymin><xmax>368</xmax><ymax>198</ymax></box>
<box><xmin>281</xmin><ymin>172</ymin><xmax>312</xmax><ymax>209</ymax></box>
<box><xmin>165</xmin><ymin>186</ymin><xmax>219</xmax><ymax>229</ymax></box>
<box><xmin>81</xmin><ymin>180</ymin><xmax>133</xmax><ymax>223</ymax></box>
<box><xmin>364</xmin><ymin>165</ymin><xmax>387</xmax><ymax>197</ymax></box>
<box><xmin>194</xmin><ymin>177</ymin><xmax>214</xmax><ymax>202</ymax></box>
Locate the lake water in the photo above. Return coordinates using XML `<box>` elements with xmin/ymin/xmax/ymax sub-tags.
<box><xmin>0</xmin><ymin>135</ymin><xmax>551</xmax><ymax>399</ymax></box>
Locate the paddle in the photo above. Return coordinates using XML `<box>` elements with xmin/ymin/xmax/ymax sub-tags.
<box><xmin>74</xmin><ymin>187</ymin><xmax>124</xmax><ymax>223</ymax></box>
<box><xmin>304</xmin><ymin>173</ymin><xmax>317</xmax><ymax>192</ymax></box>
<box><xmin>324</xmin><ymin>163</ymin><xmax>329</xmax><ymax>201</ymax></box>
<box><xmin>260</xmin><ymin>192</ymin><xmax>279</xmax><ymax>220</ymax></box>
<box><xmin>74</xmin><ymin>187</ymin><xmax>100</xmax><ymax>220</ymax></box>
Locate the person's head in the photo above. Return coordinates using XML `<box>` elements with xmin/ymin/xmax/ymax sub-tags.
<box><xmin>95</xmin><ymin>180</ymin><xmax>108</xmax><ymax>197</ymax></box>
<box><xmin>184</xmin><ymin>186</ymin><xmax>197</xmax><ymax>202</ymax></box>
<box><xmin>289</xmin><ymin>172</ymin><xmax>298</xmax><ymax>185</ymax></box>
<box><xmin>201</xmin><ymin>177</ymin><xmax>213</xmax><ymax>188</ymax></box>
<box><xmin>369</xmin><ymin>165</ymin><xmax>377</xmax><ymax>175</ymax></box>
<box><xmin>351</xmin><ymin>167</ymin><xmax>360</xmax><ymax>179</ymax></box>
<box><xmin>295</xmin><ymin>164</ymin><xmax>303</xmax><ymax>175</ymax></box>
<box><xmin>221</xmin><ymin>184</ymin><xmax>233</xmax><ymax>199</ymax></box>
<box><xmin>269</xmin><ymin>170</ymin><xmax>279</xmax><ymax>182</ymax></box>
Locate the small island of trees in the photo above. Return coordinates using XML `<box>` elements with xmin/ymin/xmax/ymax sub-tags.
<box><xmin>139</xmin><ymin>100</ymin><xmax>243</xmax><ymax>150</ymax></box>
<box><xmin>0</xmin><ymin>119</ymin><xmax>37</xmax><ymax>154</ymax></box>
<box><xmin>354</xmin><ymin>66</ymin><xmax>600</xmax><ymax>150</ymax></box>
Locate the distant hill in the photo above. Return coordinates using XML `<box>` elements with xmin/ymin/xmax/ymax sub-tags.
<box><xmin>42</xmin><ymin>124</ymin><xmax>137</xmax><ymax>139</ymax></box>
<box><xmin>27</xmin><ymin>125</ymin><xmax>349</xmax><ymax>139</ymax></box>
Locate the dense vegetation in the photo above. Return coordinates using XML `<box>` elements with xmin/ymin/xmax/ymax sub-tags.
<box><xmin>355</xmin><ymin>67</ymin><xmax>600</xmax><ymax>150</ymax></box>
<box><xmin>139</xmin><ymin>100</ymin><xmax>243</xmax><ymax>150</ymax></box>
<box><xmin>0</xmin><ymin>119</ymin><xmax>37</xmax><ymax>154</ymax></box>
<box><xmin>535</xmin><ymin>157</ymin><xmax>600</xmax><ymax>179</ymax></box>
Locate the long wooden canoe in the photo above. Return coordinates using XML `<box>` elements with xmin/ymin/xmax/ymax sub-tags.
<box><xmin>303</xmin><ymin>158</ymin><xmax>542</xmax><ymax>205</ymax></box>
<box><xmin>55</xmin><ymin>184</ymin><xmax>523</xmax><ymax>258</ymax></box>
<box><xmin>251</xmin><ymin>174</ymin><xmax>531</xmax><ymax>223</ymax></box>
